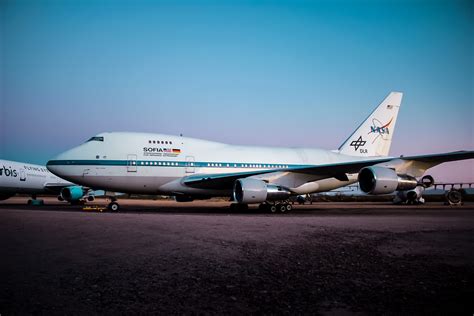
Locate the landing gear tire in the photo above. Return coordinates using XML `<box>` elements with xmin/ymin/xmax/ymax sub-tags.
<box><xmin>270</xmin><ymin>205</ymin><xmax>277</xmax><ymax>213</ymax></box>
<box><xmin>108</xmin><ymin>202</ymin><xmax>120</xmax><ymax>212</ymax></box>
<box><xmin>279</xmin><ymin>204</ymin><xmax>287</xmax><ymax>213</ymax></box>
<box><xmin>286</xmin><ymin>204</ymin><xmax>292</xmax><ymax>212</ymax></box>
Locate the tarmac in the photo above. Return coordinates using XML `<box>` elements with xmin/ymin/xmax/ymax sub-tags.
<box><xmin>1</xmin><ymin>197</ymin><xmax>473</xmax><ymax>314</ymax></box>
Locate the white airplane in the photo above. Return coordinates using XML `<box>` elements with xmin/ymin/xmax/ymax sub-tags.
<box><xmin>47</xmin><ymin>92</ymin><xmax>474</xmax><ymax>212</ymax></box>
<box><xmin>0</xmin><ymin>159</ymin><xmax>94</xmax><ymax>204</ymax></box>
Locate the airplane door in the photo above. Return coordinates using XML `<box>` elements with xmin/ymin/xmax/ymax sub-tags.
<box><xmin>185</xmin><ymin>156</ymin><xmax>195</xmax><ymax>173</ymax></box>
<box><xmin>19</xmin><ymin>169</ymin><xmax>26</xmax><ymax>181</ymax></box>
<box><xmin>127</xmin><ymin>154</ymin><xmax>138</xmax><ymax>172</ymax></box>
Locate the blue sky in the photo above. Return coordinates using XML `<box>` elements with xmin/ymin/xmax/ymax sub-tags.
<box><xmin>1</xmin><ymin>0</ymin><xmax>473</xmax><ymax>181</ymax></box>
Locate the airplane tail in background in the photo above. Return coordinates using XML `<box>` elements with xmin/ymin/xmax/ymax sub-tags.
<box><xmin>338</xmin><ymin>92</ymin><xmax>403</xmax><ymax>157</ymax></box>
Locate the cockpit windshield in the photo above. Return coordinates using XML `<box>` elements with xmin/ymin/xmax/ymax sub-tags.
<box><xmin>86</xmin><ymin>136</ymin><xmax>104</xmax><ymax>142</ymax></box>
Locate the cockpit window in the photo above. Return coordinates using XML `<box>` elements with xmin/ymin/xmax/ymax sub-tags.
<box><xmin>87</xmin><ymin>136</ymin><xmax>104</xmax><ymax>142</ymax></box>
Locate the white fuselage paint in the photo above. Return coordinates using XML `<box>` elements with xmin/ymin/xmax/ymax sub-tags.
<box><xmin>47</xmin><ymin>132</ymin><xmax>376</xmax><ymax>197</ymax></box>
<box><xmin>0</xmin><ymin>159</ymin><xmax>72</xmax><ymax>199</ymax></box>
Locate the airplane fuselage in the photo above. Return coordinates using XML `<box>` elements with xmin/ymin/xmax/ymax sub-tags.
<box><xmin>46</xmin><ymin>132</ymin><xmax>371</xmax><ymax>197</ymax></box>
<box><xmin>0</xmin><ymin>159</ymin><xmax>72</xmax><ymax>200</ymax></box>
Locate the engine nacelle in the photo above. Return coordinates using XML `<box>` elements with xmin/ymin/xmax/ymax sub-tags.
<box><xmin>233</xmin><ymin>179</ymin><xmax>291</xmax><ymax>204</ymax></box>
<box><xmin>358</xmin><ymin>166</ymin><xmax>418</xmax><ymax>195</ymax></box>
<box><xmin>60</xmin><ymin>186</ymin><xmax>85</xmax><ymax>202</ymax></box>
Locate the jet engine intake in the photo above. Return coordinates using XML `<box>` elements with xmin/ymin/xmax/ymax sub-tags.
<box><xmin>233</xmin><ymin>178</ymin><xmax>291</xmax><ymax>204</ymax></box>
<box><xmin>60</xmin><ymin>186</ymin><xmax>86</xmax><ymax>202</ymax></box>
<box><xmin>358</xmin><ymin>166</ymin><xmax>418</xmax><ymax>195</ymax></box>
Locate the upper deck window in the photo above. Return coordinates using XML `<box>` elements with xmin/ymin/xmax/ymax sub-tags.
<box><xmin>87</xmin><ymin>136</ymin><xmax>104</xmax><ymax>142</ymax></box>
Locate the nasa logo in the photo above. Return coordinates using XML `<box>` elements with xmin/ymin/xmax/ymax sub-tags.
<box><xmin>0</xmin><ymin>166</ymin><xmax>18</xmax><ymax>177</ymax></box>
<box><xmin>370</xmin><ymin>126</ymin><xmax>389</xmax><ymax>134</ymax></box>
<box><xmin>369</xmin><ymin>117</ymin><xmax>393</xmax><ymax>135</ymax></box>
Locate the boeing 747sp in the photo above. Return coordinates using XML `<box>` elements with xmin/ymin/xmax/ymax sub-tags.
<box><xmin>47</xmin><ymin>92</ymin><xmax>474</xmax><ymax>212</ymax></box>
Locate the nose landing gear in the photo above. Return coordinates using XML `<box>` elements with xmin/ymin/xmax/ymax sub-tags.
<box><xmin>108</xmin><ymin>201</ymin><xmax>120</xmax><ymax>212</ymax></box>
<box><xmin>106</xmin><ymin>196</ymin><xmax>120</xmax><ymax>212</ymax></box>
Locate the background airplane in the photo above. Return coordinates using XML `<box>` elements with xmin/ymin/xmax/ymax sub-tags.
<box><xmin>0</xmin><ymin>159</ymin><xmax>94</xmax><ymax>204</ymax></box>
<box><xmin>46</xmin><ymin>92</ymin><xmax>474</xmax><ymax>212</ymax></box>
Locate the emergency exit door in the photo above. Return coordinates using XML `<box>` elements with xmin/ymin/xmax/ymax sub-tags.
<box><xmin>127</xmin><ymin>154</ymin><xmax>137</xmax><ymax>172</ymax></box>
<box><xmin>185</xmin><ymin>156</ymin><xmax>195</xmax><ymax>173</ymax></box>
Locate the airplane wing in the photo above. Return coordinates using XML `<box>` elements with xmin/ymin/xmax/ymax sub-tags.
<box><xmin>400</xmin><ymin>151</ymin><xmax>474</xmax><ymax>164</ymax></box>
<box><xmin>183</xmin><ymin>150</ymin><xmax>474</xmax><ymax>190</ymax></box>
<box><xmin>183</xmin><ymin>157</ymin><xmax>394</xmax><ymax>189</ymax></box>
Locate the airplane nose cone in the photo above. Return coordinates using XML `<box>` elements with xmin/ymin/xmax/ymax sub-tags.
<box><xmin>47</xmin><ymin>156</ymin><xmax>68</xmax><ymax>178</ymax></box>
<box><xmin>46</xmin><ymin>146</ymin><xmax>85</xmax><ymax>179</ymax></box>
<box><xmin>46</xmin><ymin>159</ymin><xmax>61</xmax><ymax>175</ymax></box>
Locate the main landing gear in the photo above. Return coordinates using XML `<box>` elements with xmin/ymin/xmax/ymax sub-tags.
<box><xmin>229</xmin><ymin>202</ymin><xmax>292</xmax><ymax>213</ymax></box>
<box><xmin>259</xmin><ymin>202</ymin><xmax>292</xmax><ymax>213</ymax></box>
<box><xmin>27</xmin><ymin>194</ymin><xmax>44</xmax><ymax>206</ymax></box>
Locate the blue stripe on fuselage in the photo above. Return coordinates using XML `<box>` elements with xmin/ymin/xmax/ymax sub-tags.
<box><xmin>46</xmin><ymin>159</ymin><xmax>314</xmax><ymax>169</ymax></box>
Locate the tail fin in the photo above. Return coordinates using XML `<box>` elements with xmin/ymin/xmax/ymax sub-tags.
<box><xmin>338</xmin><ymin>92</ymin><xmax>403</xmax><ymax>157</ymax></box>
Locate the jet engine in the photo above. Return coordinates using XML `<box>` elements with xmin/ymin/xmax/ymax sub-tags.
<box><xmin>394</xmin><ymin>186</ymin><xmax>425</xmax><ymax>204</ymax></box>
<box><xmin>233</xmin><ymin>178</ymin><xmax>291</xmax><ymax>204</ymax></box>
<box><xmin>60</xmin><ymin>186</ymin><xmax>86</xmax><ymax>202</ymax></box>
<box><xmin>393</xmin><ymin>175</ymin><xmax>435</xmax><ymax>205</ymax></box>
<box><xmin>358</xmin><ymin>166</ymin><xmax>418</xmax><ymax>195</ymax></box>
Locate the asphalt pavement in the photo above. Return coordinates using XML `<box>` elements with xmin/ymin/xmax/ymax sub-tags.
<box><xmin>1</xmin><ymin>198</ymin><xmax>473</xmax><ymax>314</ymax></box>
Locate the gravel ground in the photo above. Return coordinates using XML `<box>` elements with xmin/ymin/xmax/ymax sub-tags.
<box><xmin>1</xmin><ymin>198</ymin><xmax>473</xmax><ymax>315</ymax></box>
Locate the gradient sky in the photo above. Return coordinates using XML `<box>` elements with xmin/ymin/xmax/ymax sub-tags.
<box><xmin>1</xmin><ymin>0</ymin><xmax>473</xmax><ymax>182</ymax></box>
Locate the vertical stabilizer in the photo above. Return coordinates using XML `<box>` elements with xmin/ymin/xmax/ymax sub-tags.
<box><xmin>338</xmin><ymin>92</ymin><xmax>403</xmax><ymax>157</ymax></box>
